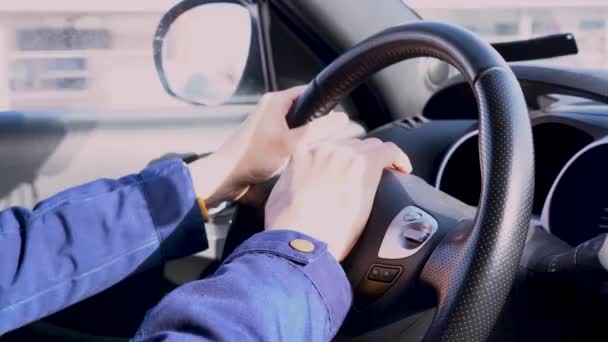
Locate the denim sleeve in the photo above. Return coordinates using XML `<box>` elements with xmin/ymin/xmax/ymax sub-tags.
<box><xmin>0</xmin><ymin>159</ymin><xmax>208</xmax><ymax>334</ymax></box>
<box><xmin>134</xmin><ymin>230</ymin><xmax>353</xmax><ymax>342</ymax></box>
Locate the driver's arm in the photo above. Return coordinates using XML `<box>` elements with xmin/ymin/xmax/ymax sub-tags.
<box><xmin>135</xmin><ymin>139</ymin><xmax>411</xmax><ymax>341</ymax></box>
<box><xmin>0</xmin><ymin>159</ymin><xmax>209</xmax><ymax>334</ymax></box>
<box><xmin>135</xmin><ymin>230</ymin><xmax>351</xmax><ymax>341</ymax></box>
<box><xmin>0</xmin><ymin>87</ymin><xmax>350</xmax><ymax>334</ymax></box>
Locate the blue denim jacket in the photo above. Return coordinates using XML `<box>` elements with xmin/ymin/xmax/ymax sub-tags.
<box><xmin>0</xmin><ymin>159</ymin><xmax>352</xmax><ymax>340</ymax></box>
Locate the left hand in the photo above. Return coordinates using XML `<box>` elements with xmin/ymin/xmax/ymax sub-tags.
<box><xmin>189</xmin><ymin>86</ymin><xmax>354</xmax><ymax>207</ymax></box>
<box><xmin>265</xmin><ymin>138</ymin><xmax>411</xmax><ymax>260</ymax></box>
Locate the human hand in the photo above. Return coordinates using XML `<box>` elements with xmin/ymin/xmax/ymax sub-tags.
<box><xmin>189</xmin><ymin>86</ymin><xmax>354</xmax><ymax>207</ymax></box>
<box><xmin>264</xmin><ymin>138</ymin><xmax>412</xmax><ymax>261</ymax></box>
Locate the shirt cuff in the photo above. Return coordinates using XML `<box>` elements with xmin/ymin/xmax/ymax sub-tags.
<box><xmin>140</xmin><ymin>158</ymin><xmax>209</xmax><ymax>261</ymax></box>
<box><xmin>224</xmin><ymin>230</ymin><xmax>353</xmax><ymax>335</ymax></box>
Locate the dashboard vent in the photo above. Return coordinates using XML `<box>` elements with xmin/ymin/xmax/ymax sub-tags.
<box><xmin>396</xmin><ymin>115</ymin><xmax>428</xmax><ymax>129</ymax></box>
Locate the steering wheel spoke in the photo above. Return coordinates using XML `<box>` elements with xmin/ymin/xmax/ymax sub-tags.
<box><xmin>341</xmin><ymin>171</ymin><xmax>475</xmax><ymax>331</ymax></box>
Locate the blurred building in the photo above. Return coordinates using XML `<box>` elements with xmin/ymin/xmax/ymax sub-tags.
<box><xmin>0</xmin><ymin>0</ymin><xmax>182</xmax><ymax>111</ymax></box>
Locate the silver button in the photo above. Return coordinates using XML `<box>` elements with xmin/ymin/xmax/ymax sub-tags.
<box><xmin>402</xmin><ymin>228</ymin><xmax>430</xmax><ymax>244</ymax></box>
<box><xmin>402</xmin><ymin>211</ymin><xmax>422</xmax><ymax>222</ymax></box>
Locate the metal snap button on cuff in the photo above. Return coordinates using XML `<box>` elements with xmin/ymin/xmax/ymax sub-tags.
<box><xmin>289</xmin><ymin>239</ymin><xmax>315</xmax><ymax>253</ymax></box>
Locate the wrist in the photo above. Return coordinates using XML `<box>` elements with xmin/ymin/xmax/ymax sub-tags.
<box><xmin>188</xmin><ymin>153</ymin><xmax>247</xmax><ymax>207</ymax></box>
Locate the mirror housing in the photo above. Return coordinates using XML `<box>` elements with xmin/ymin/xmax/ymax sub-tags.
<box><xmin>153</xmin><ymin>0</ymin><xmax>267</xmax><ymax>106</ymax></box>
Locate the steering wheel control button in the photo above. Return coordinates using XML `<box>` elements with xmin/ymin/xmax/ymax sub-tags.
<box><xmin>402</xmin><ymin>227</ymin><xmax>430</xmax><ymax>244</ymax></box>
<box><xmin>289</xmin><ymin>239</ymin><xmax>315</xmax><ymax>253</ymax></box>
<box><xmin>378</xmin><ymin>206</ymin><xmax>439</xmax><ymax>259</ymax></box>
<box><xmin>402</xmin><ymin>211</ymin><xmax>422</xmax><ymax>222</ymax></box>
<box><xmin>367</xmin><ymin>265</ymin><xmax>401</xmax><ymax>283</ymax></box>
<box><xmin>354</xmin><ymin>265</ymin><xmax>402</xmax><ymax>309</ymax></box>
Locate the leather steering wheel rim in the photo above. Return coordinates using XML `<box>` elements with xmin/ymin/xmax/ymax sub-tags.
<box><xmin>285</xmin><ymin>21</ymin><xmax>535</xmax><ymax>341</ymax></box>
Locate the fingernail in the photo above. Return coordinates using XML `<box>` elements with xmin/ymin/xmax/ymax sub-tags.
<box><xmin>393</xmin><ymin>162</ymin><xmax>412</xmax><ymax>173</ymax></box>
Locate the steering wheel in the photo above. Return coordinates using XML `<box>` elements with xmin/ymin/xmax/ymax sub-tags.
<box><xmin>227</xmin><ymin>21</ymin><xmax>534</xmax><ymax>341</ymax></box>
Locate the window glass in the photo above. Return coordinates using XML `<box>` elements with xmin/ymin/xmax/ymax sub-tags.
<box><xmin>408</xmin><ymin>0</ymin><xmax>608</xmax><ymax>69</ymax></box>
<box><xmin>269</xmin><ymin>11</ymin><xmax>325</xmax><ymax>90</ymax></box>
<box><xmin>268</xmin><ymin>9</ymin><xmax>359</xmax><ymax>118</ymax></box>
<box><xmin>0</xmin><ymin>1</ymin><xmax>265</xmax><ymax>112</ymax></box>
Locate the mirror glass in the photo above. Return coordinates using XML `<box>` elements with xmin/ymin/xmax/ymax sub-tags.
<box><xmin>161</xmin><ymin>3</ymin><xmax>252</xmax><ymax>105</ymax></box>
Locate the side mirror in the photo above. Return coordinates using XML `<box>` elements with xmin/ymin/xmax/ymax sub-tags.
<box><xmin>154</xmin><ymin>0</ymin><xmax>265</xmax><ymax>105</ymax></box>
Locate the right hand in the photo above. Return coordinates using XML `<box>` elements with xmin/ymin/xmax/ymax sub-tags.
<box><xmin>189</xmin><ymin>86</ymin><xmax>354</xmax><ymax>207</ymax></box>
<box><xmin>265</xmin><ymin>138</ymin><xmax>412</xmax><ymax>261</ymax></box>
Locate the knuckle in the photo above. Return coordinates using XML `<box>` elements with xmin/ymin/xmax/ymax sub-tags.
<box><xmin>294</xmin><ymin>144</ymin><xmax>310</xmax><ymax>156</ymax></box>
<box><xmin>331</xmin><ymin>145</ymin><xmax>350</xmax><ymax>156</ymax></box>
<box><xmin>312</xmin><ymin>144</ymin><xmax>332</xmax><ymax>157</ymax></box>
<box><xmin>333</xmin><ymin>111</ymin><xmax>349</xmax><ymax>122</ymax></box>
<box><xmin>260</xmin><ymin>92</ymin><xmax>275</xmax><ymax>104</ymax></box>
<box><xmin>294</xmin><ymin>144</ymin><xmax>313</xmax><ymax>160</ymax></box>
<box><xmin>330</xmin><ymin>146</ymin><xmax>353</xmax><ymax>162</ymax></box>
<box><xmin>364</xmin><ymin>137</ymin><xmax>382</xmax><ymax>146</ymax></box>
<box><xmin>383</xmin><ymin>142</ymin><xmax>401</xmax><ymax>154</ymax></box>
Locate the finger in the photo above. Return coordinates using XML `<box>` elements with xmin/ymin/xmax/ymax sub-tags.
<box><xmin>308</xmin><ymin>137</ymin><xmax>382</xmax><ymax>159</ymax></box>
<box><xmin>277</xmin><ymin>85</ymin><xmax>307</xmax><ymax>102</ymax></box>
<box><xmin>288</xmin><ymin>111</ymin><xmax>350</xmax><ymax>147</ymax></box>
<box><xmin>259</xmin><ymin>86</ymin><xmax>308</xmax><ymax>114</ymax></box>
<box><xmin>366</xmin><ymin>142</ymin><xmax>412</xmax><ymax>173</ymax></box>
<box><xmin>346</xmin><ymin>137</ymin><xmax>383</xmax><ymax>153</ymax></box>
<box><xmin>340</xmin><ymin>120</ymin><xmax>366</xmax><ymax>140</ymax></box>
<box><xmin>309</xmin><ymin>112</ymin><xmax>364</xmax><ymax>141</ymax></box>
<box><xmin>312</xmin><ymin>138</ymin><xmax>384</xmax><ymax>170</ymax></box>
<box><xmin>274</xmin><ymin>85</ymin><xmax>307</xmax><ymax>112</ymax></box>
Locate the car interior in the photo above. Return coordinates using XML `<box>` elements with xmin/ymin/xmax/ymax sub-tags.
<box><xmin>2</xmin><ymin>0</ymin><xmax>607</xmax><ymax>341</ymax></box>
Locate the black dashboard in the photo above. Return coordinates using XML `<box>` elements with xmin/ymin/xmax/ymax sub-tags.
<box><xmin>369</xmin><ymin>64</ymin><xmax>608</xmax><ymax>249</ymax></box>
<box><xmin>433</xmin><ymin>108</ymin><xmax>607</xmax><ymax>247</ymax></box>
<box><xmin>434</xmin><ymin>117</ymin><xmax>596</xmax><ymax>214</ymax></box>
<box><xmin>365</xmin><ymin>70</ymin><xmax>608</xmax><ymax>339</ymax></box>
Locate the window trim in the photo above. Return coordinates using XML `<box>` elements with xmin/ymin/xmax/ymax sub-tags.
<box><xmin>265</xmin><ymin>0</ymin><xmax>394</xmax><ymax>129</ymax></box>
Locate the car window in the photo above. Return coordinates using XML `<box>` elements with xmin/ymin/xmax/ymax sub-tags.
<box><xmin>0</xmin><ymin>2</ymin><xmax>265</xmax><ymax>113</ymax></box>
<box><xmin>269</xmin><ymin>11</ymin><xmax>325</xmax><ymax>90</ymax></box>
<box><xmin>0</xmin><ymin>1</ymin><xmax>266</xmax><ymax>211</ymax></box>
<box><xmin>407</xmin><ymin>0</ymin><xmax>608</xmax><ymax>69</ymax></box>
<box><xmin>268</xmin><ymin>8</ymin><xmax>361</xmax><ymax>119</ymax></box>
<box><xmin>0</xmin><ymin>1</ymin><xmax>363</xmax><ymax>211</ymax></box>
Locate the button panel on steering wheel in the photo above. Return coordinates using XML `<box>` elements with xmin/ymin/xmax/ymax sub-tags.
<box><xmin>378</xmin><ymin>206</ymin><xmax>439</xmax><ymax>259</ymax></box>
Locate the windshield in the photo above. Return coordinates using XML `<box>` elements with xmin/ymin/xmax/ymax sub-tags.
<box><xmin>407</xmin><ymin>0</ymin><xmax>608</xmax><ymax>69</ymax></box>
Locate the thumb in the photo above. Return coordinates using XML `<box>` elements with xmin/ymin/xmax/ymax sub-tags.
<box><xmin>277</xmin><ymin>85</ymin><xmax>308</xmax><ymax>103</ymax></box>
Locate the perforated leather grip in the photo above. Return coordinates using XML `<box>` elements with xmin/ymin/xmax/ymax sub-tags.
<box><xmin>286</xmin><ymin>21</ymin><xmax>508</xmax><ymax>128</ymax></box>
<box><xmin>421</xmin><ymin>67</ymin><xmax>534</xmax><ymax>341</ymax></box>
<box><xmin>286</xmin><ymin>21</ymin><xmax>534</xmax><ymax>341</ymax></box>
